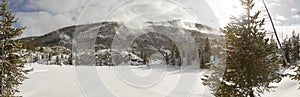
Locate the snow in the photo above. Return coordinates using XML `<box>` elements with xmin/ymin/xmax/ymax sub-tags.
<box><xmin>147</xmin><ymin>20</ymin><xmax>202</xmax><ymax>31</ymax></box>
<box><xmin>18</xmin><ymin>64</ymin><xmax>84</xmax><ymax>97</ymax></box>
<box><xmin>263</xmin><ymin>77</ymin><xmax>300</xmax><ymax>97</ymax></box>
<box><xmin>17</xmin><ymin>63</ymin><xmax>300</xmax><ymax>97</ymax></box>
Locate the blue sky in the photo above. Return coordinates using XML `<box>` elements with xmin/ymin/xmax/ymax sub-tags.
<box><xmin>8</xmin><ymin>0</ymin><xmax>300</xmax><ymax>39</ymax></box>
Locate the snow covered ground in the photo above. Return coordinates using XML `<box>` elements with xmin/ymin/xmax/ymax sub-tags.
<box><xmin>17</xmin><ymin>63</ymin><xmax>300</xmax><ymax>97</ymax></box>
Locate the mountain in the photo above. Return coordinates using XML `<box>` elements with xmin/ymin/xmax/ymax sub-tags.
<box><xmin>19</xmin><ymin>22</ymin><xmax>110</xmax><ymax>49</ymax></box>
<box><xmin>19</xmin><ymin>20</ymin><xmax>225</xmax><ymax>65</ymax></box>
<box><xmin>19</xmin><ymin>20</ymin><xmax>222</xmax><ymax>48</ymax></box>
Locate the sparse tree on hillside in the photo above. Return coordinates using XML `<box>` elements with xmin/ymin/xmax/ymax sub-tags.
<box><xmin>0</xmin><ymin>0</ymin><xmax>31</xmax><ymax>96</ymax></box>
<box><xmin>202</xmin><ymin>0</ymin><xmax>282</xmax><ymax>97</ymax></box>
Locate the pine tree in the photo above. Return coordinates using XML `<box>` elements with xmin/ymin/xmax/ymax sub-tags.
<box><xmin>282</xmin><ymin>38</ymin><xmax>291</xmax><ymax>64</ymax></box>
<box><xmin>164</xmin><ymin>53</ymin><xmax>170</xmax><ymax>65</ymax></box>
<box><xmin>202</xmin><ymin>0</ymin><xmax>282</xmax><ymax>97</ymax></box>
<box><xmin>288</xmin><ymin>31</ymin><xmax>300</xmax><ymax>86</ymax></box>
<box><xmin>39</xmin><ymin>47</ymin><xmax>44</xmax><ymax>53</ymax></box>
<box><xmin>0</xmin><ymin>0</ymin><xmax>31</xmax><ymax>96</ymax></box>
<box><xmin>200</xmin><ymin>37</ymin><xmax>211</xmax><ymax>69</ymax></box>
<box><xmin>174</xmin><ymin>46</ymin><xmax>181</xmax><ymax>66</ymax></box>
<box><xmin>140</xmin><ymin>52</ymin><xmax>148</xmax><ymax>65</ymax></box>
<box><xmin>68</xmin><ymin>53</ymin><xmax>73</xmax><ymax>65</ymax></box>
<box><xmin>270</xmin><ymin>35</ymin><xmax>280</xmax><ymax>62</ymax></box>
<box><xmin>48</xmin><ymin>54</ymin><xmax>52</xmax><ymax>65</ymax></box>
<box><xmin>290</xmin><ymin>31</ymin><xmax>299</xmax><ymax>63</ymax></box>
<box><xmin>56</xmin><ymin>56</ymin><xmax>60</xmax><ymax>66</ymax></box>
<box><xmin>170</xmin><ymin>45</ymin><xmax>175</xmax><ymax>66</ymax></box>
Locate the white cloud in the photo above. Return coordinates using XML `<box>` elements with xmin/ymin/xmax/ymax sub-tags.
<box><xmin>16</xmin><ymin>0</ymin><xmax>221</xmax><ymax>37</ymax></box>
<box><xmin>275</xmin><ymin>14</ymin><xmax>289</xmax><ymax>21</ymax></box>
<box><xmin>17</xmin><ymin>11</ymin><xmax>76</xmax><ymax>37</ymax></box>
<box><xmin>267</xmin><ymin>0</ymin><xmax>282</xmax><ymax>8</ymax></box>
<box><xmin>292</xmin><ymin>15</ymin><xmax>300</xmax><ymax>20</ymax></box>
<box><xmin>273</xmin><ymin>0</ymin><xmax>283</xmax><ymax>2</ymax></box>
<box><xmin>15</xmin><ymin>0</ymin><xmax>120</xmax><ymax>37</ymax></box>
<box><xmin>102</xmin><ymin>0</ymin><xmax>201</xmax><ymax>29</ymax></box>
<box><xmin>291</xmin><ymin>8</ymin><xmax>297</xmax><ymax>12</ymax></box>
<box><xmin>24</xmin><ymin>0</ymin><xmax>88</xmax><ymax>13</ymax></box>
<box><xmin>206</xmin><ymin>0</ymin><xmax>243</xmax><ymax>27</ymax></box>
<box><xmin>13</xmin><ymin>0</ymin><xmax>300</xmax><ymax>38</ymax></box>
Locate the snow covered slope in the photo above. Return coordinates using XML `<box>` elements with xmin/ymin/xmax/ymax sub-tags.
<box><xmin>17</xmin><ymin>64</ymin><xmax>300</xmax><ymax>97</ymax></box>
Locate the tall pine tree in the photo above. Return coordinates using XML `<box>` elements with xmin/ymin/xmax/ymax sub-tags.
<box><xmin>202</xmin><ymin>0</ymin><xmax>282</xmax><ymax>97</ymax></box>
<box><xmin>0</xmin><ymin>0</ymin><xmax>31</xmax><ymax>96</ymax></box>
<box><xmin>290</xmin><ymin>31</ymin><xmax>299</xmax><ymax>63</ymax></box>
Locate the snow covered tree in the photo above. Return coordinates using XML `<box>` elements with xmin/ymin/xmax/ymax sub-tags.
<box><xmin>0</xmin><ymin>0</ymin><xmax>31</xmax><ymax>96</ymax></box>
<box><xmin>202</xmin><ymin>0</ymin><xmax>282</xmax><ymax>97</ymax></box>
<box><xmin>289</xmin><ymin>55</ymin><xmax>300</xmax><ymax>86</ymax></box>
<box><xmin>288</xmin><ymin>31</ymin><xmax>300</xmax><ymax>86</ymax></box>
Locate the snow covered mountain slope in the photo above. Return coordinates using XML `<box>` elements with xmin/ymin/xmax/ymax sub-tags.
<box><xmin>17</xmin><ymin>64</ymin><xmax>300</xmax><ymax>97</ymax></box>
<box><xmin>18</xmin><ymin>20</ymin><xmax>225</xmax><ymax>66</ymax></box>
<box><xmin>18</xmin><ymin>20</ymin><xmax>220</xmax><ymax>50</ymax></box>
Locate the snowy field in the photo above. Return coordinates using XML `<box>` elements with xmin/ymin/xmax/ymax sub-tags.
<box><xmin>17</xmin><ymin>63</ymin><xmax>300</xmax><ymax>97</ymax></box>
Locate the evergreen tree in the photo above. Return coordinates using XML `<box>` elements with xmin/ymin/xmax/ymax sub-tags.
<box><xmin>41</xmin><ymin>54</ymin><xmax>44</xmax><ymax>59</ymax></box>
<box><xmin>68</xmin><ymin>53</ymin><xmax>73</xmax><ymax>65</ymax></box>
<box><xmin>140</xmin><ymin>52</ymin><xmax>148</xmax><ymax>65</ymax></box>
<box><xmin>56</xmin><ymin>56</ymin><xmax>60</xmax><ymax>66</ymax></box>
<box><xmin>200</xmin><ymin>37</ymin><xmax>211</xmax><ymax>69</ymax></box>
<box><xmin>48</xmin><ymin>54</ymin><xmax>52</xmax><ymax>65</ymax></box>
<box><xmin>164</xmin><ymin>53</ymin><xmax>170</xmax><ymax>65</ymax></box>
<box><xmin>202</xmin><ymin>0</ymin><xmax>282</xmax><ymax>97</ymax></box>
<box><xmin>39</xmin><ymin>47</ymin><xmax>44</xmax><ymax>53</ymax></box>
<box><xmin>290</xmin><ymin>31</ymin><xmax>299</xmax><ymax>63</ymax></box>
<box><xmin>0</xmin><ymin>0</ymin><xmax>31</xmax><ymax>96</ymax></box>
<box><xmin>289</xmin><ymin>54</ymin><xmax>300</xmax><ymax>86</ymax></box>
<box><xmin>170</xmin><ymin>45</ymin><xmax>175</xmax><ymax>66</ymax></box>
<box><xmin>288</xmin><ymin>31</ymin><xmax>300</xmax><ymax>86</ymax></box>
<box><xmin>269</xmin><ymin>35</ymin><xmax>280</xmax><ymax>62</ymax></box>
<box><xmin>282</xmin><ymin>38</ymin><xmax>291</xmax><ymax>63</ymax></box>
<box><xmin>174</xmin><ymin>46</ymin><xmax>181</xmax><ymax>66</ymax></box>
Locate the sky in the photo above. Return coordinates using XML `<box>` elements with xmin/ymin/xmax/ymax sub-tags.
<box><xmin>8</xmin><ymin>0</ymin><xmax>300</xmax><ymax>40</ymax></box>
